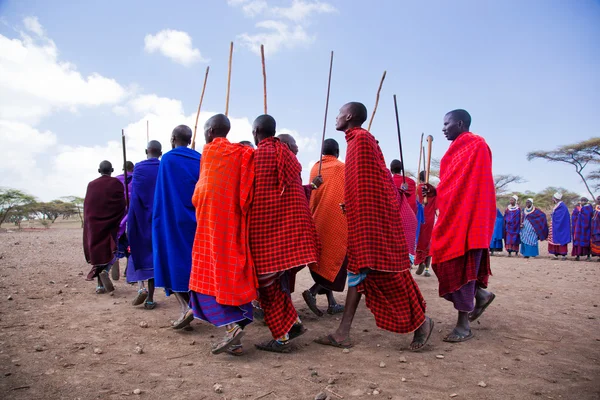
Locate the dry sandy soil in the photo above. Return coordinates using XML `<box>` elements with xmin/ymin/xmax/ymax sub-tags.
<box><xmin>0</xmin><ymin>223</ymin><xmax>598</xmax><ymax>400</ymax></box>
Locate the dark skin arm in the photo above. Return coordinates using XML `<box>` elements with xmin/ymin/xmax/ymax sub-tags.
<box><xmin>420</xmin><ymin>183</ymin><xmax>437</xmax><ymax>197</ymax></box>
<box><xmin>311</xmin><ymin>175</ymin><xmax>324</xmax><ymax>189</ymax></box>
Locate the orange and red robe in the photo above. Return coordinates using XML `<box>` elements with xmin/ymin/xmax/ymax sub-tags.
<box><xmin>431</xmin><ymin>132</ymin><xmax>495</xmax><ymax>298</ymax></box>
<box><xmin>189</xmin><ymin>138</ymin><xmax>256</xmax><ymax>307</ymax></box>
<box><xmin>415</xmin><ymin>185</ymin><xmax>437</xmax><ymax>265</ymax></box>
<box><xmin>344</xmin><ymin>127</ymin><xmax>425</xmax><ymax>334</ymax></box>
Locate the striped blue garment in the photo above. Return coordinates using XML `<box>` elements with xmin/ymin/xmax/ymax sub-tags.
<box><xmin>520</xmin><ymin>219</ymin><xmax>538</xmax><ymax>246</ymax></box>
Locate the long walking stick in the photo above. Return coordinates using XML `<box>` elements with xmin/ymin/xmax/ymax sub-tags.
<box><xmin>261</xmin><ymin>44</ymin><xmax>267</xmax><ymax>114</ymax></box>
<box><xmin>225</xmin><ymin>41</ymin><xmax>233</xmax><ymax>116</ymax></box>
<box><xmin>318</xmin><ymin>51</ymin><xmax>334</xmax><ymax>175</ymax></box>
<box><xmin>424</xmin><ymin>135</ymin><xmax>434</xmax><ymax>204</ymax></box>
<box><xmin>422</xmin><ymin>146</ymin><xmax>426</xmax><ymax>178</ymax></box>
<box><xmin>191</xmin><ymin>66</ymin><xmax>210</xmax><ymax>150</ymax></box>
<box><xmin>392</xmin><ymin>94</ymin><xmax>406</xmax><ymax>184</ymax></box>
<box><xmin>367</xmin><ymin>71</ymin><xmax>386</xmax><ymax>132</ymax></box>
<box><xmin>121</xmin><ymin>129</ymin><xmax>130</xmax><ymax>208</ymax></box>
<box><xmin>417</xmin><ymin>132</ymin><xmax>424</xmax><ymax>182</ymax></box>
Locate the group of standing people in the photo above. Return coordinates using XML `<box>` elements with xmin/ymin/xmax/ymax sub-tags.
<box><xmin>81</xmin><ymin>104</ymin><xmax>498</xmax><ymax>355</ymax></box>
<box><xmin>490</xmin><ymin>193</ymin><xmax>600</xmax><ymax>261</ymax></box>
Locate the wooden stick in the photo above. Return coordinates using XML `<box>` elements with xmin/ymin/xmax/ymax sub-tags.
<box><xmin>191</xmin><ymin>66</ymin><xmax>210</xmax><ymax>150</ymax></box>
<box><xmin>318</xmin><ymin>50</ymin><xmax>334</xmax><ymax>176</ymax></box>
<box><xmin>121</xmin><ymin>129</ymin><xmax>129</xmax><ymax>209</ymax></box>
<box><xmin>424</xmin><ymin>135</ymin><xmax>434</xmax><ymax>204</ymax></box>
<box><xmin>392</xmin><ymin>94</ymin><xmax>406</xmax><ymax>184</ymax></box>
<box><xmin>325</xmin><ymin>387</ymin><xmax>344</xmax><ymax>399</ymax></box>
<box><xmin>422</xmin><ymin>146</ymin><xmax>426</xmax><ymax>178</ymax></box>
<box><xmin>225</xmin><ymin>41</ymin><xmax>233</xmax><ymax>116</ymax></box>
<box><xmin>367</xmin><ymin>70</ymin><xmax>386</xmax><ymax>131</ymax></box>
<box><xmin>417</xmin><ymin>132</ymin><xmax>424</xmax><ymax>182</ymax></box>
<box><xmin>261</xmin><ymin>44</ymin><xmax>267</xmax><ymax>114</ymax></box>
<box><xmin>254</xmin><ymin>391</ymin><xmax>275</xmax><ymax>400</ymax></box>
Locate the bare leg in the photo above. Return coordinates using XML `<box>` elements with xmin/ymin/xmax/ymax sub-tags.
<box><xmin>329</xmin><ymin>286</ymin><xmax>362</xmax><ymax>343</ymax></box>
<box><xmin>308</xmin><ymin>283</ymin><xmax>321</xmax><ymax>296</ymax></box>
<box><xmin>325</xmin><ymin>290</ymin><xmax>338</xmax><ymax>307</ymax></box>
<box><xmin>147</xmin><ymin>279</ymin><xmax>155</xmax><ymax>303</ymax></box>
<box><xmin>175</xmin><ymin>292</ymin><xmax>190</xmax><ymax>315</ymax></box>
<box><xmin>474</xmin><ymin>286</ymin><xmax>492</xmax><ymax>309</ymax></box>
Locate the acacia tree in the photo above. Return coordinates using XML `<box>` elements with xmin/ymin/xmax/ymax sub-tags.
<box><xmin>495</xmin><ymin>174</ymin><xmax>525</xmax><ymax>196</ymax></box>
<box><xmin>61</xmin><ymin>196</ymin><xmax>85</xmax><ymax>227</ymax></box>
<box><xmin>527</xmin><ymin>138</ymin><xmax>600</xmax><ymax>200</ymax></box>
<box><xmin>0</xmin><ymin>188</ymin><xmax>36</xmax><ymax>226</ymax></box>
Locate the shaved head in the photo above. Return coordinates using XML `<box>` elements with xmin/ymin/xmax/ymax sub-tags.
<box><xmin>390</xmin><ymin>159</ymin><xmax>403</xmax><ymax>174</ymax></box>
<box><xmin>99</xmin><ymin>160</ymin><xmax>113</xmax><ymax>176</ymax></box>
<box><xmin>171</xmin><ymin>125</ymin><xmax>193</xmax><ymax>148</ymax></box>
<box><xmin>443</xmin><ymin>109</ymin><xmax>471</xmax><ymax>141</ymax></box>
<box><xmin>124</xmin><ymin>161</ymin><xmax>134</xmax><ymax>172</ymax></box>
<box><xmin>322</xmin><ymin>138</ymin><xmax>339</xmax><ymax>158</ymax></box>
<box><xmin>277</xmin><ymin>133</ymin><xmax>298</xmax><ymax>155</ymax></box>
<box><xmin>204</xmin><ymin>114</ymin><xmax>231</xmax><ymax>144</ymax></box>
<box><xmin>252</xmin><ymin>114</ymin><xmax>277</xmax><ymax>145</ymax></box>
<box><xmin>147</xmin><ymin>140</ymin><xmax>162</xmax><ymax>158</ymax></box>
<box><xmin>335</xmin><ymin>102</ymin><xmax>368</xmax><ymax>132</ymax></box>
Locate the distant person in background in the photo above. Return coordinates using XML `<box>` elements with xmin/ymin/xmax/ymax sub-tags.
<box><xmin>571</xmin><ymin>197</ymin><xmax>593</xmax><ymax>261</ymax></box>
<box><xmin>127</xmin><ymin>141</ymin><xmax>162</xmax><ymax>309</ymax></box>
<box><xmin>391</xmin><ymin>159</ymin><xmax>417</xmax><ymax>215</ymax></box>
<box><xmin>114</xmin><ymin>161</ymin><xmax>134</xmax><ymax>279</ymax></box>
<box><xmin>152</xmin><ymin>125</ymin><xmax>201</xmax><ymax>329</ymax></box>
<box><xmin>83</xmin><ymin>161</ymin><xmax>126</xmax><ymax>294</ymax></box>
<box><xmin>591</xmin><ymin>196</ymin><xmax>600</xmax><ymax>261</ymax></box>
<box><xmin>239</xmin><ymin>140</ymin><xmax>255</xmax><ymax>149</ymax></box>
<box><xmin>504</xmin><ymin>195</ymin><xmax>521</xmax><ymax>257</ymax></box>
<box><xmin>489</xmin><ymin>209</ymin><xmax>504</xmax><ymax>255</ymax></box>
<box><xmin>548</xmin><ymin>192</ymin><xmax>570</xmax><ymax>261</ymax></box>
<box><xmin>519</xmin><ymin>199</ymin><xmax>548</xmax><ymax>258</ymax></box>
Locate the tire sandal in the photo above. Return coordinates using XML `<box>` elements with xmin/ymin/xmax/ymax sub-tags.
<box><xmin>226</xmin><ymin>344</ymin><xmax>244</xmax><ymax>356</ymax></box>
<box><xmin>302</xmin><ymin>290</ymin><xmax>324</xmax><ymax>317</ymax></box>
<box><xmin>96</xmin><ymin>286</ymin><xmax>106</xmax><ymax>294</ymax></box>
<box><xmin>144</xmin><ymin>301</ymin><xmax>156</xmax><ymax>310</ymax></box>
<box><xmin>327</xmin><ymin>304</ymin><xmax>345</xmax><ymax>315</ymax></box>
<box><xmin>255</xmin><ymin>339</ymin><xmax>292</xmax><ymax>353</ymax></box>
<box><xmin>132</xmin><ymin>289</ymin><xmax>148</xmax><ymax>306</ymax></box>
<box><xmin>212</xmin><ymin>326</ymin><xmax>245</xmax><ymax>355</ymax></box>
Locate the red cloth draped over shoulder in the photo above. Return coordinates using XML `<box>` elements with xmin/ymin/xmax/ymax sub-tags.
<box><xmin>249</xmin><ymin>137</ymin><xmax>319</xmax><ymax>275</ymax></box>
<box><xmin>344</xmin><ymin>127</ymin><xmax>410</xmax><ymax>274</ymax></box>
<box><xmin>431</xmin><ymin>132</ymin><xmax>496</xmax><ymax>264</ymax></box>
<box><xmin>83</xmin><ymin>175</ymin><xmax>126</xmax><ymax>265</ymax></box>
<box><xmin>393</xmin><ymin>174</ymin><xmax>417</xmax><ymax>215</ymax></box>
<box><xmin>189</xmin><ymin>138</ymin><xmax>256</xmax><ymax>306</ymax></box>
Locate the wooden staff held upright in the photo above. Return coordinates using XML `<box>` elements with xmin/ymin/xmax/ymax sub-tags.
<box><xmin>392</xmin><ymin>94</ymin><xmax>406</xmax><ymax>184</ymax></box>
<box><xmin>261</xmin><ymin>44</ymin><xmax>267</xmax><ymax>115</ymax></box>
<box><xmin>367</xmin><ymin>71</ymin><xmax>386</xmax><ymax>132</ymax></box>
<box><xmin>121</xmin><ymin>129</ymin><xmax>130</xmax><ymax>209</ymax></box>
<box><xmin>225</xmin><ymin>41</ymin><xmax>233</xmax><ymax>117</ymax></box>
<box><xmin>191</xmin><ymin>66</ymin><xmax>210</xmax><ymax>150</ymax></box>
<box><xmin>417</xmin><ymin>132</ymin><xmax>424</xmax><ymax>183</ymax></box>
<box><xmin>424</xmin><ymin>135</ymin><xmax>434</xmax><ymax>204</ymax></box>
<box><xmin>318</xmin><ymin>51</ymin><xmax>334</xmax><ymax>176</ymax></box>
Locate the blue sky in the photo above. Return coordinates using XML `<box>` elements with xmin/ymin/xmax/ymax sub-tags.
<box><xmin>0</xmin><ymin>0</ymin><xmax>598</xmax><ymax>201</ymax></box>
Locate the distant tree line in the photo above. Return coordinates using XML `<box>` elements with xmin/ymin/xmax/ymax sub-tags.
<box><xmin>0</xmin><ymin>188</ymin><xmax>84</xmax><ymax>228</ymax></box>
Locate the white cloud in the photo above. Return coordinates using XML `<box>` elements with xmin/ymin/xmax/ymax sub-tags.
<box><xmin>0</xmin><ymin>18</ymin><xmax>128</xmax><ymax>124</ymax></box>
<box><xmin>228</xmin><ymin>0</ymin><xmax>268</xmax><ymax>17</ymax></box>
<box><xmin>144</xmin><ymin>29</ymin><xmax>207</xmax><ymax>66</ymax></box>
<box><xmin>271</xmin><ymin>0</ymin><xmax>336</xmax><ymax>22</ymax></box>
<box><xmin>238</xmin><ymin>20</ymin><xmax>313</xmax><ymax>56</ymax></box>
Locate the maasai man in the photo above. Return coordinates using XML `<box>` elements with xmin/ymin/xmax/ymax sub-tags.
<box><xmin>519</xmin><ymin>199</ymin><xmax>548</xmax><ymax>258</ymax></box>
<box><xmin>490</xmin><ymin>209</ymin><xmax>504</xmax><ymax>255</ymax></box>
<box><xmin>548</xmin><ymin>192</ymin><xmax>571</xmax><ymax>261</ymax></box>
<box><xmin>152</xmin><ymin>125</ymin><xmax>200</xmax><ymax>329</ymax></box>
<box><xmin>302</xmin><ymin>138</ymin><xmax>347</xmax><ymax>316</ymax></box>
<box><xmin>391</xmin><ymin>160</ymin><xmax>417</xmax><ymax>215</ymax></box>
<box><xmin>425</xmin><ymin>109</ymin><xmax>496</xmax><ymax>343</ymax></box>
<box><xmin>591</xmin><ymin>196</ymin><xmax>600</xmax><ymax>260</ymax></box>
<box><xmin>127</xmin><ymin>141</ymin><xmax>162</xmax><ymax>309</ymax></box>
<box><xmin>83</xmin><ymin>161</ymin><xmax>126</xmax><ymax>294</ymax></box>
<box><xmin>114</xmin><ymin>161</ymin><xmax>134</xmax><ymax>279</ymax></box>
<box><xmin>504</xmin><ymin>195</ymin><xmax>521</xmax><ymax>257</ymax></box>
<box><xmin>315</xmin><ymin>102</ymin><xmax>433</xmax><ymax>351</ymax></box>
<box><xmin>415</xmin><ymin>170</ymin><xmax>436</xmax><ymax>277</ymax></box>
<box><xmin>188</xmin><ymin>114</ymin><xmax>256</xmax><ymax>356</ymax></box>
<box><xmin>571</xmin><ymin>197</ymin><xmax>593</xmax><ymax>261</ymax></box>
<box><xmin>277</xmin><ymin>133</ymin><xmax>324</xmax><ymax>200</ymax></box>
<box><xmin>249</xmin><ymin>115</ymin><xmax>318</xmax><ymax>353</ymax></box>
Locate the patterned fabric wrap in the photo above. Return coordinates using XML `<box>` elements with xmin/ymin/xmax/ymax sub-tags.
<box><xmin>520</xmin><ymin>220</ymin><xmax>538</xmax><ymax>246</ymax></box>
<box><xmin>571</xmin><ymin>204</ymin><xmax>593</xmax><ymax>246</ymax></box>
<box><xmin>189</xmin><ymin>292</ymin><xmax>253</xmax><ymax>328</ymax></box>
<box><xmin>415</xmin><ymin>185</ymin><xmax>437</xmax><ymax>265</ymax></box>
<box><xmin>591</xmin><ymin>206</ymin><xmax>600</xmax><ymax>255</ymax></box>
<box><xmin>257</xmin><ymin>272</ymin><xmax>298</xmax><ymax>339</ymax></box>
<box><xmin>127</xmin><ymin>158</ymin><xmax>160</xmax><ymax>273</ymax></box>
<box><xmin>83</xmin><ymin>175</ymin><xmax>126</xmax><ymax>266</ymax></box>
<box><xmin>343</xmin><ymin>127</ymin><xmax>411</xmax><ymax>274</ymax></box>
<box><xmin>152</xmin><ymin>147</ymin><xmax>200</xmax><ymax>294</ymax></box>
<box><xmin>432</xmin><ymin>248</ymin><xmax>491</xmax><ymax>297</ymax></box>
<box><xmin>248</xmin><ymin>137</ymin><xmax>319</xmax><ymax>274</ymax></box>
<box><xmin>504</xmin><ymin>208</ymin><xmax>521</xmax><ymax>246</ymax></box>
<box><xmin>441</xmin><ymin>249</ymin><xmax>484</xmax><ymax>312</ymax></box>
<box><xmin>189</xmin><ymin>138</ymin><xmax>257</xmax><ymax>306</ymax></box>
<box><xmin>549</xmin><ymin>202</ymin><xmax>571</xmax><ymax>245</ymax></box>
<box><xmin>355</xmin><ymin>270</ymin><xmax>426</xmax><ymax>334</ymax></box>
<box><xmin>490</xmin><ymin>209</ymin><xmax>504</xmax><ymax>250</ymax></box>
<box><xmin>523</xmin><ymin>208</ymin><xmax>548</xmax><ymax>243</ymax></box>
<box><xmin>392</xmin><ymin>174</ymin><xmax>418</xmax><ymax>215</ymax></box>
<box><xmin>431</xmin><ymin>132</ymin><xmax>496</xmax><ymax>264</ymax></box>
<box><xmin>309</xmin><ymin>155</ymin><xmax>348</xmax><ymax>282</ymax></box>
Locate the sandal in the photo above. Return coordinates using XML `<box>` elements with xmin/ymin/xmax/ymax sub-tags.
<box><xmin>132</xmin><ymin>289</ymin><xmax>148</xmax><ymax>306</ymax></box>
<box><xmin>172</xmin><ymin>309</ymin><xmax>194</xmax><ymax>330</ymax></box>
<box><xmin>327</xmin><ymin>304</ymin><xmax>344</xmax><ymax>315</ymax></box>
<box><xmin>96</xmin><ymin>286</ymin><xmax>106</xmax><ymax>294</ymax></box>
<box><xmin>443</xmin><ymin>329</ymin><xmax>474</xmax><ymax>343</ymax></box>
<box><xmin>468</xmin><ymin>293</ymin><xmax>496</xmax><ymax>322</ymax></box>
<box><xmin>313</xmin><ymin>334</ymin><xmax>353</xmax><ymax>349</ymax></box>
<box><xmin>144</xmin><ymin>301</ymin><xmax>156</xmax><ymax>310</ymax></box>
<box><xmin>99</xmin><ymin>270</ymin><xmax>115</xmax><ymax>292</ymax></box>
<box><xmin>409</xmin><ymin>317</ymin><xmax>434</xmax><ymax>351</ymax></box>
<box><xmin>302</xmin><ymin>290</ymin><xmax>324</xmax><ymax>317</ymax></box>
<box><xmin>288</xmin><ymin>323</ymin><xmax>307</xmax><ymax>340</ymax></box>
<box><xmin>226</xmin><ymin>344</ymin><xmax>244</xmax><ymax>356</ymax></box>
<box><xmin>416</xmin><ymin>263</ymin><xmax>425</xmax><ymax>275</ymax></box>
<box><xmin>255</xmin><ymin>339</ymin><xmax>292</xmax><ymax>353</ymax></box>
<box><xmin>212</xmin><ymin>326</ymin><xmax>245</xmax><ymax>355</ymax></box>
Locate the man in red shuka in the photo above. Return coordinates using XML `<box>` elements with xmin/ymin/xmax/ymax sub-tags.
<box><xmin>315</xmin><ymin>102</ymin><xmax>434</xmax><ymax>351</ymax></box>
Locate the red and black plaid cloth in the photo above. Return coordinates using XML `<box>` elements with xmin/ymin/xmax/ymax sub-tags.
<box><xmin>258</xmin><ymin>273</ymin><xmax>298</xmax><ymax>339</ymax></box>
<box><xmin>249</xmin><ymin>137</ymin><xmax>319</xmax><ymax>275</ymax></box>
<box><xmin>431</xmin><ymin>132</ymin><xmax>496</xmax><ymax>264</ymax></box>
<box><xmin>344</xmin><ymin>127</ymin><xmax>410</xmax><ymax>274</ymax></box>
<box><xmin>525</xmin><ymin>208</ymin><xmax>549</xmax><ymax>241</ymax></box>
<box><xmin>357</xmin><ymin>270</ymin><xmax>426</xmax><ymax>333</ymax></box>
<box><xmin>432</xmin><ymin>249</ymin><xmax>491</xmax><ymax>297</ymax></box>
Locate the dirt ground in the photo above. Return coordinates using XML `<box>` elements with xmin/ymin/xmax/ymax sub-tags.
<box><xmin>0</xmin><ymin>223</ymin><xmax>598</xmax><ymax>400</ymax></box>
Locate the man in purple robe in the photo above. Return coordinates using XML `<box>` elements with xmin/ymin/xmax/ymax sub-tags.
<box><xmin>127</xmin><ymin>141</ymin><xmax>162</xmax><ymax>309</ymax></box>
<box><xmin>591</xmin><ymin>196</ymin><xmax>600</xmax><ymax>260</ymax></box>
<box><xmin>503</xmin><ymin>195</ymin><xmax>521</xmax><ymax>257</ymax></box>
<box><xmin>549</xmin><ymin>192</ymin><xmax>571</xmax><ymax>260</ymax></box>
<box><xmin>571</xmin><ymin>197</ymin><xmax>593</xmax><ymax>261</ymax></box>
